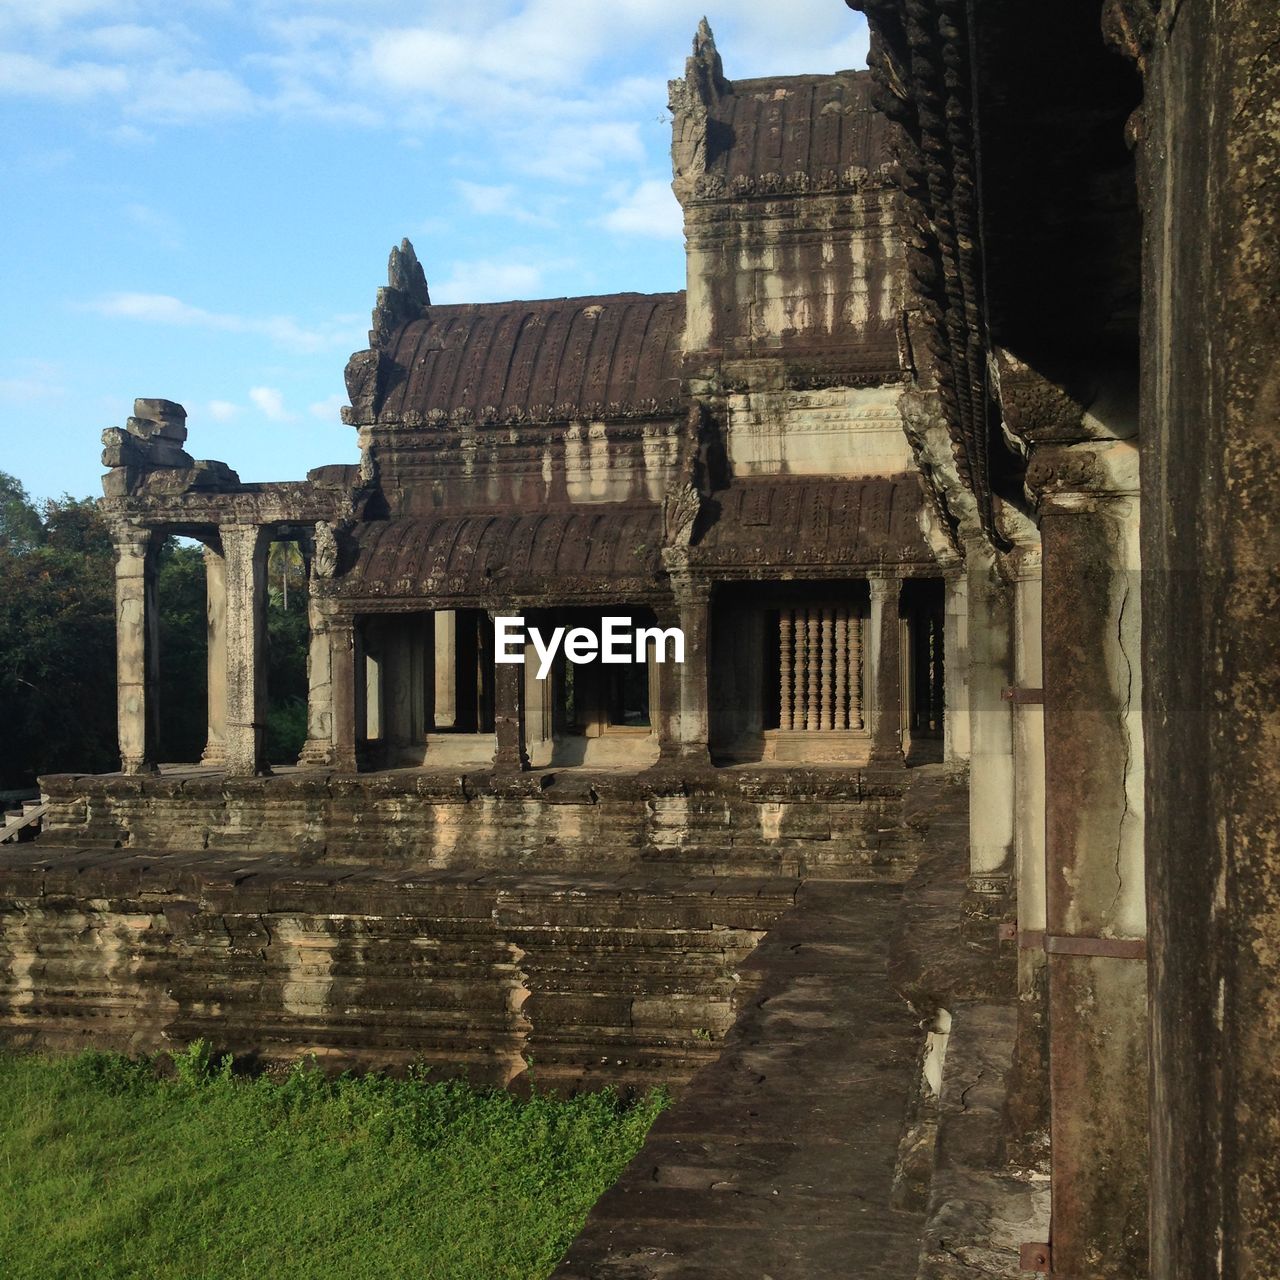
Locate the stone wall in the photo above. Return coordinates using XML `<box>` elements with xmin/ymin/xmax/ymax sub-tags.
<box><xmin>0</xmin><ymin>848</ymin><xmax>795</xmax><ymax>1087</ymax></box>
<box><xmin>38</xmin><ymin>769</ymin><xmax>911</xmax><ymax>880</ymax></box>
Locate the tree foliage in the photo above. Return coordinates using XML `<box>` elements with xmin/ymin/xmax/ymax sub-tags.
<box><xmin>0</xmin><ymin>482</ymin><xmax>117</xmax><ymax>787</ymax></box>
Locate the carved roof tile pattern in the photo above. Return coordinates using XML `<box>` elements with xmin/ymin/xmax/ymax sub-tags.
<box><xmin>375</xmin><ymin>293</ymin><xmax>686</xmax><ymax>424</ymax></box>
<box><xmin>693</xmin><ymin>477</ymin><xmax>935</xmax><ymax>567</ymax></box>
<box><xmin>707</xmin><ymin>71</ymin><xmax>891</xmax><ymax>183</ymax></box>
<box><xmin>338</xmin><ymin>506</ymin><xmax>665</xmax><ymax>601</ymax></box>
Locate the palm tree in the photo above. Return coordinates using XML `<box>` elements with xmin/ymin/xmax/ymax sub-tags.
<box><xmin>267</xmin><ymin>540</ymin><xmax>305</xmax><ymax>611</ymax></box>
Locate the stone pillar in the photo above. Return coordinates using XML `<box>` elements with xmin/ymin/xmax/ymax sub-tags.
<box><xmin>965</xmin><ymin>539</ymin><xmax>1016</xmax><ymax>903</ymax></box>
<box><xmin>111</xmin><ymin>523</ymin><xmax>157</xmax><ymax>774</ymax></box>
<box><xmin>656</xmin><ymin>575</ymin><xmax>711</xmax><ymax>764</ymax></box>
<box><xmin>1006</xmin><ymin>538</ymin><xmax>1049</xmax><ymax>1152</ymax></box>
<box><xmin>201</xmin><ymin>542</ymin><xmax>227</xmax><ymax>766</ymax></box>
<box><xmin>298</xmin><ymin>593</ymin><xmax>335</xmax><ymax>767</ymax></box>
<box><xmin>433</xmin><ymin>610</ymin><xmax>457</xmax><ymax>729</ymax></box>
<box><xmin>329</xmin><ymin>617</ymin><xmax>358</xmax><ymax>772</ymax></box>
<box><xmin>868</xmin><ymin>574</ymin><xmax>904</xmax><ymax>765</ymax></box>
<box><xmin>943</xmin><ymin>571</ymin><xmax>970</xmax><ymax>765</ymax></box>
<box><xmin>220</xmin><ymin>523</ymin><xmax>269</xmax><ymax>777</ymax></box>
<box><xmin>1035</xmin><ymin>444</ymin><xmax>1147</xmax><ymax>1278</ymax></box>
<box><xmin>490</xmin><ymin>610</ymin><xmax>528</xmax><ymax>770</ymax></box>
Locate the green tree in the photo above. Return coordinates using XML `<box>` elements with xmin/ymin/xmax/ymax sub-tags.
<box><xmin>0</xmin><ymin>484</ymin><xmax>116</xmax><ymax>787</ymax></box>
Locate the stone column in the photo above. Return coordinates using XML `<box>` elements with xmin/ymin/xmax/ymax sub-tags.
<box><xmin>433</xmin><ymin>610</ymin><xmax>457</xmax><ymax>728</ymax></box>
<box><xmin>965</xmin><ymin>538</ymin><xmax>1016</xmax><ymax>905</ymax></box>
<box><xmin>1006</xmin><ymin>537</ymin><xmax>1049</xmax><ymax>1150</ymax></box>
<box><xmin>656</xmin><ymin>575</ymin><xmax>711</xmax><ymax>764</ymax></box>
<box><xmin>298</xmin><ymin>594</ymin><xmax>335</xmax><ymax>767</ymax></box>
<box><xmin>220</xmin><ymin>523</ymin><xmax>269</xmax><ymax>777</ymax></box>
<box><xmin>943</xmin><ymin>571</ymin><xmax>970</xmax><ymax>765</ymax></box>
<box><xmin>201</xmin><ymin>542</ymin><xmax>227</xmax><ymax>766</ymax></box>
<box><xmin>111</xmin><ymin>523</ymin><xmax>157</xmax><ymax>774</ymax></box>
<box><xmin>489</xmin><ymin>609</ymin><xmax>528</xmax><ymax>770</ymax></box>
<box><xmin>868</xmin><ymin>574</ymin><xmax>905</xmax><ymax>765</ymax></box>
<box><xmin>1035</xmin><ymin>443</ymin><xmax>1147</xmax><ymax>1278</ymax></box>
<box><xmin>329</xmin><ymin>617</ymin><xmax>358</xmax><ymax>772</ymax></box>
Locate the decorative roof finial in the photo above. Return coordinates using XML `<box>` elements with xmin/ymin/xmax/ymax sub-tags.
<box><xmin>687</xmin><ymin>17</ymin><xmax>728</xmax><ymax>101</ymax></box>
<box><xmin>371</xmin><ymin>237</ymin><xmax>430</xmax><ymax>348</ymax></box>
<box><xmin>388</xmin><ymin>237</ymin><xmax>430</xmax><ymax>308</ymax></box>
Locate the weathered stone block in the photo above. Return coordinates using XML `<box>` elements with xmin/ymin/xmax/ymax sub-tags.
<box><xmin>126</xmin><ymin>415</ymin><xmax>188</xmax><ymax>443</ymax></box>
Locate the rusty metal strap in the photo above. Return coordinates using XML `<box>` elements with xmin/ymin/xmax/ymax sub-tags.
<box><xmin>1002</xmin><ymin>686</ymin><xmax>1045</xmax><ymax>704</ymax></box>
<box><xmin>1018</xmin><ymin>930</ymin><xmax>1146</xmax><ymax>959</ymax></box>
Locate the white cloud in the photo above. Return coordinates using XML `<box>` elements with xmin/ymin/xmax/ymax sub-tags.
<box><xmin>431</xmin><ymin>259</ymin><xmax>545</xmax><ymax>305</ymax></box>
<box><xmin>207</xmin><ymin>399</ymin><xmax>239</xmax><ymax>422</ymax></box>
<box><xmin>124</xmin><ymin>202</ymin><xmax>182</xmax><ymax>249</ymax></box>
<box><xmin>77</xmin><ymin>23</ymin><xmax>179</xmax><ymax>59</ymax></box>
<box><xmin>456</xmin><ymin>180</ymin><xmax>518</xmax><ymax>217</ymax></box>
<box><xmin>0</xmin><ymin>51</ymin><xmax>128</xmax><ymax>101</ymax></box>
<box><xmin>84</xmin><ymin>292</ymin><xmax>362</xmax><ymax>355</ymax></box>
<box><xmin>127</xmin><ymin>66</ymin><xmax>255</xmax><ymax>123</ymax></box>
<box><xmin>308</xmin><ymin>392</ymin><xmax>347</xmax><ymax>421</ymax></box>
<box><xmin>248</xmin><ymin>386</ymin><xmax>294</xmax><ymax>422</ymax></box>
<box><xmin>601</xmin><ymin>178</ymin><xmax>682</xmax><ymax>240</ymax></box>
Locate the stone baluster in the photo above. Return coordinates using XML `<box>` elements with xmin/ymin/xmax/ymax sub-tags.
<box><xmin>805</xmin><ymin>610</ymin><xmax>820</xmax><ymax>730</ymax></box>
<box><xmin>779</xmin><ymin>609</ymin><xmax>794</xmax><ymax>730</ymax></box>
<box><xmin>111</xmin><ymin>523</ymin><xmax>158</xmax><ymax>774</ymax></box>
<box><xmin>851</xmin><ymin>612</ymin><xmax>865</xmax><ymax>728</ymax></box>
<box><xmin>820</xmin><ymin>608</ymin><xmax>834</xmax><ymax>730</ymax></box>
<box><xmin>835</xmin><ymin>609</ymin><xmax>848</xmax><ymax>729</ymax></box>
<box><xmin>793</xmin><ymin>607</ymin><xmax>808</xmax><ymax>732</ymax></box>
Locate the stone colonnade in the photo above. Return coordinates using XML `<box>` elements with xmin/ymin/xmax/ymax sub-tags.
<box><xmin>111</xmin><ymin>536</ymin><xmax>921</xmax><ymax>775</ymax></box>
<box><xmin>111</xmin><ymin>521</ymin><xmax>274</xmax><ymax>777</ymax></box>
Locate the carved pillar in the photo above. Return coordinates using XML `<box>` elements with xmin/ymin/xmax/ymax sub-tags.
<box><xmin>1034</xmin><ymin>443</ymin><xmax>1147</xmax><ymax>1278</ymax></box>
<box><xmin>112</xmin><ymin>523</ymin><xmax>157</xmax><ymax>774</ymax></box>
<box><xmin>328</xmin><ymin>616</ymin><xmax>358</xmax><ymax>772</ymax></box>
<box><xmin>965</xmin><ymin>538</ymin><xmax>1016</xmax><ymax>901</ymax></box>
<box><xmin>299</xmin><ymin>596</ymin><xmax>335</xmax><ymax>767</ymax></box>
<box><xmin>200</xmin><ymin>542</ymin><xmax>227</xmax><ymax>766</ymax></box>
<box><xmin>868</xmin><ymin>574</ymin><xmax>905</xmax><ymax>764</ymax></box>
<box><xmin>849</xmin><ymin>608</ymin><xmax>864</xmax><ymax>729</ymax></box>
<box><xmin>1006</xmin><ymin>537</ymin><xmax>1049</xmax><ymax>1155</ymax></box>
<box><xmin>220</xmin><ymin>523</ymin><xmax>269</xmax><ymax>777</ymax></box>
<box><xmin>655</xmin><ymin>576</ymin><xmax>711</xmax><ymax>764</ymax></box>
<box><xmin>489</xmin><ymin>609</ymin><xmax>528</xmax><ymax>770</ymax></box>
<box><xmin>943</xmin><ymin>571</ymin><xmax>970</xmax><ymax>765</ymax></box>
<box><xmin>433</xmin><ymin>610</ymin><xmax>457</xmax><ymax>728</ymax></box>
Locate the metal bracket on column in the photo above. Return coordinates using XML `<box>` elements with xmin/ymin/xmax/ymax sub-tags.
<box><xmin>1013</xmin><ymin>930</ymin><xmax>1146</xmax><ymax>959</ymax></box>
<box><xmin>1019</xmin><ymin>1241</ymin><xmax>1051</xmax><ymax>1273</ymax></box>
<box><xmin>1002</xmin><ymin>686</ymin><xmax>1045</xmax><ymax>704</ymax></box>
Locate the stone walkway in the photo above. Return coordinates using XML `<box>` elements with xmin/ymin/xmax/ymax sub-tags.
<box><xmin>556</xmin><ymin>879</ymin><xmax>925</xmax><ymax>1279</ymax></box>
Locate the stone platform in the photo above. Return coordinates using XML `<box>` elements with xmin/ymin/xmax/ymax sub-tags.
<box><xmin>37</xmin><ymin>764</ymin><xmax>912</xmax><ymax>877</ymax></box>
<box><xmin>0</xmin><ymin>848</ymin><xmax>801</xmax><ymax>1087</ymax></box>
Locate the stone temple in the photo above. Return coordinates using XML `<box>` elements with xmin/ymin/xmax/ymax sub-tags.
<box><xmin>2</xmin><ymin>6</ymin><xmax>1278</xmax><ymax>1277</ymax></box>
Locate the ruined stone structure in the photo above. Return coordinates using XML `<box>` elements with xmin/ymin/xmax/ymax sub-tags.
<box><xmin>2</xmin><ymin>7</ymin><xmax>1277</xmax><ymax>1276</ymax></box>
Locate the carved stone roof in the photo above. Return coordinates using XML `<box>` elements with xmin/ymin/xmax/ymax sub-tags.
<box><xmin>703</xmin><ymin>71</ymin><xmax>892</xmax><ymax>189</ymax></box>
<box><xmin>692</xmin><ymin>476</ymin><xmax>935</xmax><ymax>569</ymax></box>
<box><xmin>336</xmin><ymin>505</ymin><xmax>665</xmax><ymax>603</ymax></box>
<box><xmin>372</xmin><ymin>293</ymin><xmax>686</xmax><ymax>426</ymax></box>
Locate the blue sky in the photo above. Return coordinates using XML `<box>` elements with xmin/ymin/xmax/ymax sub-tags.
<box><xmin>1</xmin><ymin>1</ymin><xmax>868</xmax><ymax>503</ymax></box>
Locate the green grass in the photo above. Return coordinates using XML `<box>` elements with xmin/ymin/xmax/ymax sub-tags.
<box><xmin>0</xmin><ymin>1045</ymin><xmax>667</xmax><ymax>1280</ymax></box>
